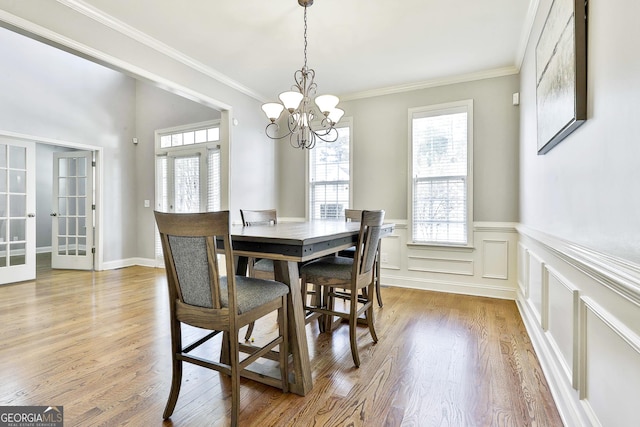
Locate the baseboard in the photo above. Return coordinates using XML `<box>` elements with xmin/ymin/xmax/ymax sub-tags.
<box><xmin>382</xmin><ymin>274</ymin><xmax>516</xmax><ymax>300</ymax></box>
<box><xmin>100</xmin><ymin>257</ymin><xmax>155</xmax><ymax>270</ymax></box>
<box><xmin>516</xmin><ymin>296</ymin><xmax>590</xmax><ymax>427</ymax></box>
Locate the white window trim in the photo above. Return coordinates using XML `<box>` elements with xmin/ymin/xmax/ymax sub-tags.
<box><xmin>408</xmin><ymin>100</ymin><xmax>474</xmax><ymax>248</ymax></box>
<box><xmin>305</xmin><ymin>116</ymin><xmax>353</xmax><ymax>220</ymax></box>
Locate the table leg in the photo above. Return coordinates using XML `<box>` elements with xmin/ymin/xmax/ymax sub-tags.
<box><xmin>273</xmin><ymin>260</ymin><xmax>313</xmax><ymax>396</ymax></box>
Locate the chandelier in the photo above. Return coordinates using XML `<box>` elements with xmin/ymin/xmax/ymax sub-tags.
<box><xmin>261</xmin><ymin>0</ymin><xmax>344</xmax><ymax>149</ymax></box>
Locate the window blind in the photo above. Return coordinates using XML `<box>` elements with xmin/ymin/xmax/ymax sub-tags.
<box><xmin>309</xmin><ymin>126</ymin><xmax>350</xmax><ymax>220</ymax></box>
<box><xmin>207</xmin><ymin>148</ymin><xmax>221</xmax><ymax>212</ymax></box>
<box><xmin>412</xmin><ymin>108</ymin><xmax>468</xmax><ymax>244</ymax></box>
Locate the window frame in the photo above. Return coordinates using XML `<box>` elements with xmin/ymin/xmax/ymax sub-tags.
<box><xmin>408</xmin><ymin>100</ymin><xmax>474</xmax><ymax>247</ymax></box>
<box><xmin>305</xmin><ymin>117</ymin><xmax>353</xmax><ymax>221</ymax></box>
<box><xmin>154</xmin><ymin>120</ymin><xmax>222</xmax><ymax>265</ymax></box>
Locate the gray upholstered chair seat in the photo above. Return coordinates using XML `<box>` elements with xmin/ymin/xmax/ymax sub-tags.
<box><xmin>253</xmin><ymin>258</ymin><xmax>275</xmax><ymax>273</ymax></box>
<box><xmin>221</xmin><ymin>276</ymin><xmax>289</xmax><ymax>314</ymax></box>
<box><xmin>300</xmin><ymin>256</ymin><xmax>354</xmax><ymax>280</ymax></box>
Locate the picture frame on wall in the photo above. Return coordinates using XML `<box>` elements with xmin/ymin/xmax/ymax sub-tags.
<box><xmin>535</xmin><ymin>0</ymin><xmax>587</xmax><ymax>155</ymax></box>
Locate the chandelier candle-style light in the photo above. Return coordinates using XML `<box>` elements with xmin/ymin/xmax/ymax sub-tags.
<box><xmin>261</xmin><ymin>0</ymin><xmax>344</xmax><ymax>149</ymax></box>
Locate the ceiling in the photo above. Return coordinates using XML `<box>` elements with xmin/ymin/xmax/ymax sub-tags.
<box><xmin>68</xmin><ymin>0</ymin><xmax>536</xmax><ymax>101</ymax></box>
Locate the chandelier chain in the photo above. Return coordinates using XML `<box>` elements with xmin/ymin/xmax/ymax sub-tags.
<box><xmin>303</xmin><ymin>5</ymin><xmax>308</xmax><ymax>70</ymax></box>
<box><xmin>261</xmin><ymin>0</ymin><xmax>342</xmax><ymax>149</ymax></box>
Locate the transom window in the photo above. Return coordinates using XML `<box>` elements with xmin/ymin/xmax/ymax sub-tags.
<box><xmin>159</xmin><ymin>126</ymin><xmax>219</xmax><ymax>149</ymax></box>
<box><xmin>409</xmin><ymin>100</ymin><xmax>473</xmax><ymax>245</ymax></box>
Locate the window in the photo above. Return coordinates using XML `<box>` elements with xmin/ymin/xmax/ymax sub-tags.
<box><xmin>409</xmin><ymin>100</ymin><xmax>473</xmax><ymax>245</ymax></box>
<box><xmin>308</xmin><ymin>120</ymin><xmax>352</xmax><ymax>220</ymax></box>
<box><xmin>155</xmin><ymin>121</ymin><xmax>221</xmax><ymax>263</ymax></box>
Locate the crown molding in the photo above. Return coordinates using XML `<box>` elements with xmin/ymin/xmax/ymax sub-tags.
<box><xmin>514</xmin><ymin>0</ymin><xmax>540</xmax><ymax>70</ymax></box>
<box><xmin>55</xmin><ymin>0</ymin><xmax>265</xmax><ymax>102</ymax></box>
<box><xmin>340</xmin><ymin>66</ymin><xmax>520</xmax><ymax>101</ymax></box>
<box><xmin>0</xmin><ymin>8</ymin><xmax>232</xmax><ymax>111</ymax></box>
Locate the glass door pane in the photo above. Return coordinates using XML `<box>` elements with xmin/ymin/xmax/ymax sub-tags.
<box><xmin>52</xmin><ymin>151</ymin><xmax>93</xmax><ymax>270</ymax></box>
<box><xmin>0</xmin><ymin>139</ymin><xmax>35</xmax><ymax>285</ymax></box>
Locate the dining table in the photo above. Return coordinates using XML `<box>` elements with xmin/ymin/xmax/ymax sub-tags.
<box><xmin>228</xmin><ymin>220</ymin><xmax>394</xmax><ymax>396</ymax></box>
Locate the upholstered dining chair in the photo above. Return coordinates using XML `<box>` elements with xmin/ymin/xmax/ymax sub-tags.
<box><xmin>240</xmin><ymin>209</ymin><xmax>277</xmax><ymax>341</ymax></box>
<box><xmin>155</xmin><ymin>211</ymin><xmax>289</xmax><ymax>427</ymax></box>
<box><xmin>300</xmin><ymin>210</ymin><xmax>385</xmax><ymax>367</ymax></box>
<box><xmin>338</xmin><ymin>209</ymin><xmax>384</xmax><ymax>307</ymax></box>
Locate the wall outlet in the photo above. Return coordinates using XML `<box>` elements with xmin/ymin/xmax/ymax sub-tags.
<box><xmin>144</xmin><ymin>200</ymin><xmax>150</xmax><ymax>208</ymax></box>
<box><xmin>381</xmin><ymin>252</ymin><xmax>389</xmax><ymax>263</ymax></box>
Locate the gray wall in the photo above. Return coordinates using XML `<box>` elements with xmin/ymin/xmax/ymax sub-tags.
<box><xmin>134</xmin><ymin>82</ymin><xmax>221</xmax><ymax>260</ymax></box>
<box><xmin>519</xmin><ymin>0</ymin><xmax>640</xmax><ymax>264</ymax></box>
<box><xmin>0</xmin><ymin>25</ymin><xmax>138</xmax><ymax>263</ymax></box>
<box><xmin>278</xmin><ymin>74</ymin><xmax>521</xmax><ymax>223</ymax></box>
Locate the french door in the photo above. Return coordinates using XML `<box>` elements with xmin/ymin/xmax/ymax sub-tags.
<box><xmin>51</xmin><ymin>151</ymin><xmax>94</xmax><ymax>270</ymax></box>
<box><xmin>0</xmin><ymin>139</ymin><xmax>36</xmax><ymax>285</ymax></box>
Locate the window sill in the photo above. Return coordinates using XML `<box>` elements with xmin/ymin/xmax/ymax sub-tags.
<box><xmin>407</xmin><ymin>242</ymin><xmax>475</xmax><ymax>253</ymax></box>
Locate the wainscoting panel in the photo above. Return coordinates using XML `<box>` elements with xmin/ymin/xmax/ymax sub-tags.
<box><xmin>407</xmin><ymin>255</ymin><xmax>474</xmax><ymax>276</ymax></box>
<box><xmin>379</xmin><ymin>233</ymin><xmax>401</xmax><ymax>270</ymax></box>
<box><xmin>546</xmin><ymin>267</ymin><xmax>578</xmax><ymax>388</ymax></box>
<box><xmin>517</xmin><ymin>225</ymin><xmax>640</xmax><ymax>427</ymax></box>
<box><xmin>517</xmin><ymin>242</ymin><xmax>529</xmax><ymax>297</ymax></box>
<box><xmin>482</xmin><ymin>239</ymin><xmax>509</xmax><ymax>279</ymax></box>
<box><xmin>379</xmin><ymin>221</ymin><xmax>519</xmax><ymax>300</ymax></box>
<box><xmin>527</xmin><ymin>251</ymin><xmax>544</xmax><ymax>326</ymax></box>
<box><xmin>579</xmin><ymin>297</ymin><xmax>640</xmax><ymax>427</ymax></box>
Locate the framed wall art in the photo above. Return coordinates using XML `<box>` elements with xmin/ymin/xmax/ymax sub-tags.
<box><xmin>536</xmin><ymin>0</ymin><xmax>587</xmax><ymax>154</ymax></box>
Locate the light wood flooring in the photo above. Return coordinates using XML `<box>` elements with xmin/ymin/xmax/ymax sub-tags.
<box><xmin>0</xmin><ymin>258</ymin><xmax>563</xmax><ymax>426</ymax></box>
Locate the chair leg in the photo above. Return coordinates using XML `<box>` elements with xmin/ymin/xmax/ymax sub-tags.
<box><xmin>349</xmin><ymin>292</ymin><xmax>360</xmax><ymax>368</ymax></box>
<box><xmin>230</xmin><ymin>332</ymin><xmax>241</xmax><ymax>427</ymax></box>
<box><xmin>163</xmin><ymin>356</ymin><xmax>182</xmax><ymax>419</ymax></box>
<box><xmin>375</xmin><ymin>255</ymin><xmax>383</xmax><ymax>307</ymax></box>
<box><xmin>244</xmin><ymin>322</ymin><xmax>255</xmax><ymax>341</ymax></box>
<box><xmin>322</xmin><ymin>285</ymin><xmax>333</xmax><ymax>332</ymax></box>
<box><xmin>367</xmin><ymin>283</ymin><xmax>378</xmax><ymax>343</ymax></box>
<box><xmin>164</xmin><ymin>321</ymin><xmax>183</xmax><ymax>419</ymax></box>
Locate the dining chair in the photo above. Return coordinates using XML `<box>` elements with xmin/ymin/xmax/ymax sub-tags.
<box><xmin>300</xmin><ymin>210</ymin><xmax>385</xmax><ymax>367</ymax></box>
<box><xmin>155</xmin><ymin>211</ymin><xmax>289</xmax><ymax>427</ymax></box>
<box><xmin>240</xmin><ymin>209</ymin><xmax>277</xmax><ymax>279</ymax></box>
<box><xmin>240</xmin><ymin>209</ymin><xmax>277</xmax><ymax>341</ymax></box>
<box><xmin>338</xmin><ymin>209</ymin><xmax>384</xmax><ymax>307</ymax></box>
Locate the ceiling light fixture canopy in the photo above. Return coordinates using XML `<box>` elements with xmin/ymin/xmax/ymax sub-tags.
<box><xmin>262</xmin><ymin>0</ymin><xmax>343</xmax><ymax>149</ymax></box>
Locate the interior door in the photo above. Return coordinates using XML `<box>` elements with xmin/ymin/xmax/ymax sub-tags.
<box><xmin>51</xmin><ymin>151</ymin><xmax>94</xmax><ymax>270</ymax></box>
<box><xmin>0</xmin><ymin>139</ymin><xmax>36</xmax><ymax>285</ymax></box>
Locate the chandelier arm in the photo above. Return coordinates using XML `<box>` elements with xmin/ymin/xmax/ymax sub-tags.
<box><xmin>265</xmin><ymin>122</ymin><xmax>294</xmax><ymax>140</ymax></box>
<box><xmin>309</xmin><ymin>126</ymin><xmax>339</xmax><ymax>143</ymax></box>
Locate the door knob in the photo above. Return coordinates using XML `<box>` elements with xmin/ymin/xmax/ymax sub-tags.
<box><xmin>27</xmin><ymin>213</ymin><xmax>35</xmax><ymax>218</ymax></box>
<box><xmin>50</xmin><ymin>213</ymin><xmax>57</xmax><ymax>217</ymax></box>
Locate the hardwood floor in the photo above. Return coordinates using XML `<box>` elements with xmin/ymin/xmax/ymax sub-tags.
<box><xmin>0</xmin><ymin>260</ymin><xmax>563</xmax><ymax>426</ymax></box>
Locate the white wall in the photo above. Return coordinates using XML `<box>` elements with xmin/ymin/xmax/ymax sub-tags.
<box><xmin>519</xmin><ymin>0</ymin><xmax>640</xmax><ymax>265</ymax></box>
<box><xmin>518</xmin><ymin>1</ymin><xmax>640</xmax><ymax>425</ymax></box>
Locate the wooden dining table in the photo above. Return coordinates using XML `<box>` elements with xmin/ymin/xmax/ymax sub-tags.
<box><xmin>229</xmin><ymin>220</ymin><xmax>394</xmax><ymax>396</ymax></box>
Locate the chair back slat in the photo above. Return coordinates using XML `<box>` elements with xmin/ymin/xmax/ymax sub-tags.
<box><xmin>355</xmin><ymin>210</ymin><xmax>385</xmax><ymax>277</ymax></box>
<box><xmin>241</xmin><ymin>209</ymin><xmax>277</xmax><ymax>226</ymax></box>
<box><xmin>344</xmin><ymin>209</ymin><xmax>362</xmax><ymax>222</ymax></box>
